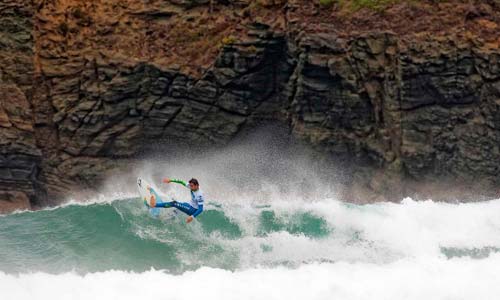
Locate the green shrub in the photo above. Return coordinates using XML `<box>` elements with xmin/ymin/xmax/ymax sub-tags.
<box><xmin>319</xmin><ymin>0</ymin><xmax>335</xmax><ymax>7</ymax></box>
<box><xmin>221</xmin><ymin>36</ymin><xmax>237</xmax><ymax>45</ymax></box>
<box><xmin>247</xmin><ymin>45</ymin><xmax>258</xmax><ymax>53</ymax></box>
<box><xmin>339</xmin><ymin>0</ymin><xmax>399</xmax><ymax>11</ymax></box>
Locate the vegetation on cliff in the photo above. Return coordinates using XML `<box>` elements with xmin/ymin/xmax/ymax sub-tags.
<box><xmin>33</xmin><ymin>0</ymin><xmax>500</xmax><ymax>76</ymax></box>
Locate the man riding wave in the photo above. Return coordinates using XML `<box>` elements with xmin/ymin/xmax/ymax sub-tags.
<box><xmin>146</xmin><ymin>178</ymin><xmax>204</xmax><ymax>223</ymax></box>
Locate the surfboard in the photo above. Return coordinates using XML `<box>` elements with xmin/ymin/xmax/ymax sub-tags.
<box><xmin>137</xmin><ymin>177</ymin><xmax>154</xmax><ymax>207</ymax></box>
<box><xmin>137</xmin><ymin>177</ymin><xmax>163</xmax><ymax>217</ymax></box>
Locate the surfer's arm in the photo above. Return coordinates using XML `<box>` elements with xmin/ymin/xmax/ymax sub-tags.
<box><xmin>191</xmin><ymin>204</ymin><xmax>203</xmax><ymax>218</ymax></box>
<box><xmin>163</xmin><ymin>178</ymin><xmax>188</xmax><ymax>187</ymax></box>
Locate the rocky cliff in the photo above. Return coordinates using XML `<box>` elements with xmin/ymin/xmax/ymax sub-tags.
<box><xmin>1</xmin><ymin>0</ymin><xmax>499</xmax><ymax>212</ymax></box>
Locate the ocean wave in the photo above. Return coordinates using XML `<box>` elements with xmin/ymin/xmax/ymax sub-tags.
<box><xmin>1</xmin><ymin>198</ymin><xmax>500</xmax><ymax>275</ymax></box>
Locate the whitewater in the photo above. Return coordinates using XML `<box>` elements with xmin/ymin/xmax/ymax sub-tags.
<box><xmin>1</xmin><ymin>134</ymin><xmax>499</xmax><ymax>300</ymax></box>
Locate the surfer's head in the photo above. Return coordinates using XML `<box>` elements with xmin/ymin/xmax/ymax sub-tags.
<box><xmin>188</xmin><ymin>178</ymin><xmax>199</xmax><ymax>191</ymax></box>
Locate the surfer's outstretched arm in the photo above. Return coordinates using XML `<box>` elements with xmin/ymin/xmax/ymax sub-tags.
<box><xmin>163</xmin><ymin>178</ymin><xmax>189</xmax><ymax>188</ymax></box>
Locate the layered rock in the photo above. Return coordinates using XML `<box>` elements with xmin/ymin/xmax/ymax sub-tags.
<box><xmin>28</xmin><ymin>0</ymin><xmax>290</xmax><ymax>208</ymax></box>
<box><xmin>287</xmin><ymin>32</ymin><xmax>500</xmax><ymax>201</ymax></box>
<box><xmin>0</xmin><ymin>0</ymin><xmax>47</xmax><ymax>212</ymax></box>
<box><xmin>1</xmin><ymin>0</ymin><xmax>499</xmax><ymax>211</ymax></box>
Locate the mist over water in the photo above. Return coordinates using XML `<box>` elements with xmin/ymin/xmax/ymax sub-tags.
<box><xmin>103</xmin><ymin>125</ymin><xmax>345</xmax><ymax>205</ymax></box>
<box><xmin>1</xmin><ymin>128</ymin><xmax>499</xmax><ymax>299</ymax></box>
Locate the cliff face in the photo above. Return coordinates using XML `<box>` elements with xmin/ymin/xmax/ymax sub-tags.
<box><xmin>0</xmin><ymin>1</ymin><xmax>45</xmax><ymax>211</ymax></box>
<box><xmin>288</xmin><ymin>32</ymin><xmax>500</xmax><ymax>201</ymax></box>
<box><xmin>1</xmin><ymin>0</ymin><xmax>499</xmax><ymax>211</ymax></box>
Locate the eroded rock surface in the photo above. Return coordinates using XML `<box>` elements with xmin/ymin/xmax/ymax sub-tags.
<box><xmin>287</xmin><ymin>32</ymin><xmax>500</xmax><ymax>202</ymax></box>
<box><xmin>1</xmin><ymin>0</ymin><xmax>499</xmax><ymax>211</ymax></box>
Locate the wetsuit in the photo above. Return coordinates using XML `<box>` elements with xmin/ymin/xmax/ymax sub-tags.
<box><xmin>150</xmin><ymin>179</ymin><xmax>204</xmax><ymax>218</ymax></box>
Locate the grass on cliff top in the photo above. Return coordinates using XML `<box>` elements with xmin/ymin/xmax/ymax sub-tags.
<box><xmin>344</xmin><ymin>0</ymin><xmax>399</xmax><ymax>10</ymax></box>
<box><xmin>320</xmin><ymin>0</ymin><xmax>407</xmax><ymax>11</ymax></box>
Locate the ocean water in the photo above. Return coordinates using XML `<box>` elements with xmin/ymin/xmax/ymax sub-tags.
<box><xmin>1</xmin><ymin>196</ymin><xmax>500</xmax><ymax>300</ymax></box>
<box><xmin>1</xmin><ymin>135</ymin><xmax>499</xmax><ymax>299</ymax></box>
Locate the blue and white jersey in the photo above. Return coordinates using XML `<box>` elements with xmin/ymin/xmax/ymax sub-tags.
<box><xmin>185</xmin><ymin>183</ymin><xmax>204</xmax><ymax>209</ymax></box>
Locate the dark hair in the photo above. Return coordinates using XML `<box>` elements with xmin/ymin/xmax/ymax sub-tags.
<box><xmin>189</xmin><ymin>178</ymin><xmax>199</xmax><ymax>186</ymax></box>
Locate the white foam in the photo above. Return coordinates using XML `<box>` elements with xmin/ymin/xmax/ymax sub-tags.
<box><xmin>197</xmin><ymin>198</ymin><xmax>500</xmax><ymax>266</ymax></box>
<box><xmin>116</xmin><ymin>196</ymin><xmax>500</xmax><ymax>270</ymax></box>
<box><xmin>1</xmin><ymin>255</ymin><xmax>499</xmax><ymax>300</ymax></box>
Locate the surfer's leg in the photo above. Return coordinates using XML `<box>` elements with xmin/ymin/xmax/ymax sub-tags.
<box><xmin>171</xmin><ymin>202</ymin><xmax>196</xmax><ymax>216</ymax></box>
<box><xmin>148</xmin><ymin>187</ymin><xmax>162</xmax><ymax>200</ymax></box>
<box><xmin>148</xmin><ymin>187</ymin><xmax>172</xmax><ymax>208</ymax></box>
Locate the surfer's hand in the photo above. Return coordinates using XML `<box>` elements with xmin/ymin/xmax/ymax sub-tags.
<box><xmin>162</xmin><ymin>178</ymin><xmax>171</xmax><ymax>184</ymax></box>
<box><xmin>186</xmin><ymin>216</ymin><xmax>194</xmax><ymax>223</ymax></box>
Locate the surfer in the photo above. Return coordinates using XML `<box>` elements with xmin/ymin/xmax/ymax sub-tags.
<box><xmin>147</xmin><ymin>178</ymin><xmax>204</xmax><ymax>223</ymax></box>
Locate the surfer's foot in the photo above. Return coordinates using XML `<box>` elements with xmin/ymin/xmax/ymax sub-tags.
<box><xmin>150</xmin><ymin>194</ymin><xmax>156</xmax><ymax>207</ymax></box>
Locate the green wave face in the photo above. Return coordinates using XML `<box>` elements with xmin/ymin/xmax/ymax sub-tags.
<box><xmin>2</xmin><ymin>198</ymin><xmax>499</xmax><ymax>275</ymax></box>
<box><xmin>0</xmin><ymin>199</ymin><xmax>334</xmax><ymax>274</ymax></box>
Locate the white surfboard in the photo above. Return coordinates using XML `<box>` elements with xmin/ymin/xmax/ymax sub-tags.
<box><xmin>137</xmin><ymin>177</ymin><xmax>156</xmax><ymax>207</ymax></box>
